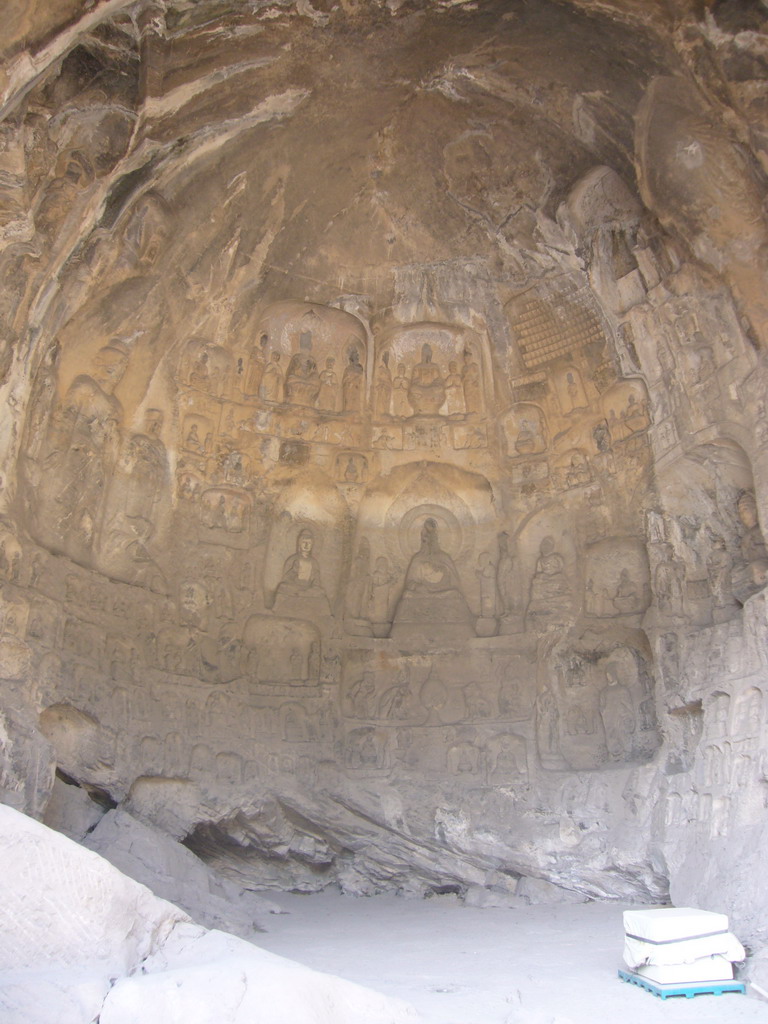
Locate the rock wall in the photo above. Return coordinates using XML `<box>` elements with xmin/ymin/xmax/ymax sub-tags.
<box><xmin>0</xmin><ymin>0</ymin><xmax>767</xmax><ymax>941</ymax></box>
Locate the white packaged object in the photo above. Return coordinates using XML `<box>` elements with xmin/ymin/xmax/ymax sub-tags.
<box><xmin>623</xmin><ymin>907</ymin><xmax>728</xmax><ymax>943</ymax></box>
<box><xmin>635</xmin><ymin>956</ymin><xmax>734</xmax><ymax>985</ymax></box>
<box><xmin>622</xmin><ymin>908</ymin><xmax>745</xmax><ymax>970</ymax></box>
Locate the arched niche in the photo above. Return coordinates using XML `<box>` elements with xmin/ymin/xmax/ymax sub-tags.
<box><xmin>654</xmin><ymin>438</ymin><xmax>768</xmax><ymax>618</ymax></box>
<box><xmin>246</xmin><ymin>301</ymin><xmax>368</xmax><ymax>412</ymax></box>
<box><xmin>348</xmin><ymin>461</ymin><xmax>496</xmax><ymax>636</ymax></box>
<box><xmin>373</xmin><ymin>321</ymin><xmax>492</xmax><ymax>420</ymax></box>
<box><xmin>599</xmin><ymin>378</ymin><xmax>651</xmax><ymax>441</ymax></box>
<box><xmin>559</xmin><ymin>165</ymin><xmax>647</xmax><ymax>315</ymax></box>
<box><xmin>513</xmin><ymin>504</ymin><xmax>580</xmax><ymax>632</ymax></box>
<box><xmin>536</xmin><ymin>627</ymin><xmax>659</xmax><ymax>772</ymax></box>
<box><xmin>501</xmin><ymin>402</ymin><xmax>548</xmax><ymax>458</ymax></box>
<box><xmin>262</xmin><ymin>465</ymin><xmax>349</xmax><ymax>618</ymax></box>
<box><xmin>583</xmin><ymin>537</ymin><xmax>651</xmax><ymax>619</ymax></box>
<box><xmin>179</xmin><ymin>338</ymin><xmax>233</xmax><ymax>397</ymax></box>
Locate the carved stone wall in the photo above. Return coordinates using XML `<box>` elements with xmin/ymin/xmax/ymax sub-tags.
<box><xmin>1</xmin><ymin>0</ymin><xmax>768</xmax><ymax>943</ymax></box>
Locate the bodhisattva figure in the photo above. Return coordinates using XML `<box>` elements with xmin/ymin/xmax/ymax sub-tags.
<box><xmin>260</xmin><ymin>351</ymin><xmax>283</xmax><ymax>402</ymax></box>
<box><xmin>349</xmin><ymin>670</ymin><xmax>377</xmax><ymax>718</ymax></box>
<box><xmin>475</xmin><ymin>550</ymin><xmax>499</xmax><ymax>636</ymax></box>
<box><xmin>342</xmin><ymin>346</ymin><xmax>365</xmax><ymax>412</ymax></box>
<box><xmin>734</xmin><ymin>490</ymin><xmax>768</xmax><ymax>602</ymax></box>
<box><xmin>244</xmin><ymin>334</ymin><xmax>268</xmax><ymax>395</ymax></box>
<box><xmin>495</xmin><ymin>531</ymin><xmax>517</xmax><ymax>617</ymax></box>
<box><xmin>42</xmin><ymin>340</ymin><xmax>129</xmax><ymax>553</ymax></box>
<box><xmin>654</xmin><ymin>542</ymin><xmax>686</xmax><ymax>617</ymax></box>
<box><xmin>118</xmin><ymin>408</ymin><xmax>167</xmax><ymax>520</ymax></box>
<box><xmin>273</xmin><ymin>528</ymin><xmax>330</xmax><ymax>615</ymax></box>
<box><xmin>706</xmin><ymin>532</ymin><xmax>735</xmax><ymax>620</ymax></box>
<box><xmin>391</xmin><ymin>517</ymin><xmax>474</xmax><ymax>641</ymax></box>
<box><xmin>535</xmin><ymin>684</ymin><xmax>560</xmax><ymax>760</ymax></box>
<box><xmin>346</xmin><ymin>538</ymin><xmax>371</xmax><ymax>619</ymax></box>
<box><xmin>318</xmin><ymin>357</ymin><xmax>338</xmax><ymax>411</ymax></box>
<box><xmin>373</xmin><ymin>352</ymin><xmax>393</xmax><ymax>416</ymax></box>
<box><xmin>407</xmin><ymin>344</ymin><xmax>446</xmax><ymax>415</ymax></box>
<box><xmin>476</xmin><ymin>551</ymin><xmax>497</xmax><ymax>618</ymax></box>
<box><xmin>599</xmin><ymin>661</ymin><xmax>636</xmax><ymax>761</ymax></box>
<box><xmin>444</xmin><ymin>361</ymin><xmax>465</xmax><ymax>416</ymax></box>
<box><xmin>461</xmin><ymin>348</ymin><xmax>482</xmax><ymax>415</ymax></box>
<box><xmin>392</xmin><ymin>362</ymin><xmax>410</xmax><ymax>417</ymax></box>
<box><xmin>368</xmin><ymin>555</ymin><xmax>397</xmax><ymax>631</ymax></box>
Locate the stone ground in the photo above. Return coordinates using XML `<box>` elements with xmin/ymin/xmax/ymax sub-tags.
<box><xmin>256</xmin><ymin>892</ymin><xmax>768</xmax><ymax>1024</ymax></box>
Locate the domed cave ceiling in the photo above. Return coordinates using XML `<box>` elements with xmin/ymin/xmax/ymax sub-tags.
<box><xmin>1</xmin><ymin>0</ymin><xmax>768</xmax><ymax>935</ymax></box>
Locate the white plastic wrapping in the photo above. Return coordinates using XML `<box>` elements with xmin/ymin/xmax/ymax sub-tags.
<box><xmin>634</xmin><ymin>956</ymin><xmax>734</xmax><ymax>985</ymax></box>
<box><xmin>622</xmin><ymin>907</ymin><xmax>744</xmax><ymax>970</ymax></box>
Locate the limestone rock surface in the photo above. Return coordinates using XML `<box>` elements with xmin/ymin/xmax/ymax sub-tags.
<box><xmin>0</xmin><ymin>804</ymin><xmax>420</xmax><ymax>1024</ymax></box>
<box><xmin>84</xmin><ymin>806</ymin><xmax>282</xmax><ymax>937</ymax></box>
<box><xmin>101</xmin><ymin>923</ymin><xmax>420</xmax><ymax>1024</ymax></box>
<box><xmin>0</xmin><ymin>803</ymin><xmax>188</xmax><ymax>1024</ymax></box>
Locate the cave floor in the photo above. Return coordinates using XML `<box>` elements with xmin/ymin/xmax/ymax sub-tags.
<box><xmin>254</xmin><ymin>892</ymin><xmax>768</xmax><ymax>1024</ymax></box>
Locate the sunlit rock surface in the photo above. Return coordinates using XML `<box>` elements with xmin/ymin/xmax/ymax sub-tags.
<box><xmin>0</xmin><ymin>805</ymin><xmax>420</xmax><ymax>1024</ymax></box>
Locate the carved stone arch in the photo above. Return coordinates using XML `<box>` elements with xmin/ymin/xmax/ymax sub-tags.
<box><xmin>501</xmin><ymin>402</ymin><xmax>548</xmax><ymax>458</ymax></box>
<box><xmin>355</xmin><ymin>461</ymin><xmax>496</xmax><ymax>589</ymax></box>
<box><xmin>512</xmin><ymin>501</ymin><xmax>580</xmax><ymax>601</ymax></box>
<box><xmin>600</xmin><ymin>377</ymin><xmax>651</xmax><ymax>440</ymax></box>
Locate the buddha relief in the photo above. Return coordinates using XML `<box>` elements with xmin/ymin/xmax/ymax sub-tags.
<box><xmin>284</xmin><ymin>334</ymin><xmax>321</xmax><ymax>407</ymax></box>
<box><xmin>391</xmin><ymin>517</ymin><xmax>474</xmax><ymax>642</ymax></box>
<box><xmin>525</xmin><ymin>536</ymin><xmax>573</xmax><ymax>630</ymax></box>
<box><xmin>407</xmin><ymin>344</ymin><xmax>446</xmax><ymax>415</ymax></box>
<box><xmin>273</xmin><ymin>528</ymin><xmax>331</xmax><ymax>617</ymax></box>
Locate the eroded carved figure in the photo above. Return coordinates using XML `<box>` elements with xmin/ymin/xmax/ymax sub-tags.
<box><xmin>526</xmin><ymin>537</ymin><xmax>572</xmax><ymax>629</ymax></box>
<box><xmin>260</xmin><ymin>351</ymin><xmax>284</xmax><ymax>402</ymax></box>
<box><xmin>391</xmin><ymin>517</ymin><xmax>473</xmax><ymax>640</ymax></box>
<box><xmin>284</xmin><ymin>343</ymin><xmax>321</xmax><ymax>407</ymax></box>
<box><xmin>342</xmin><ymin>346</ymin><xmax>365</xmax><ymax>412</ymax></box>
<box><xmin>734</xmin><ymin>491</ymin><xmax>768</xmax><ymax>603</ymax></box>
<box><xmin>599</xmin><ymin>660</ymin><xmax>636</xmax><ymax>761</ymax></box>
<box><xmin>274</xmin><ymin>528</ymin><xmax>331</xmax><ymax>615</ymax></box>
<box><xmin>408</xmin><ymin>345</ymin><xmax>445</xmax><ymax>415</ymax></box>
<box><xmin>39</xmin><ymin>341</ymin><xmax>129</xmax><ymax>557</ymax></box>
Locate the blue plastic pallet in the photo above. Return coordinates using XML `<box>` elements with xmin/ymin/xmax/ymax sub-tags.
<box><xmin>618</xmin><ymin>968</ymin><xmax>746</xmax><ymax>1000</ymax></box>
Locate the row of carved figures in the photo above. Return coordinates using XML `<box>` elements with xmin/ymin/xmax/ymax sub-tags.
<box><xmin>193</xmin><ymin>334</ymin><xmax>485</xmax><ymax>418</ymax></box>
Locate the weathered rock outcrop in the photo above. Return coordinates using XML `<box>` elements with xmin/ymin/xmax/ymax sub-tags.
<box><xmin>0</xmin><ymin>805</ymin><xmax>420</xmax><ymax>1024</ymax></box>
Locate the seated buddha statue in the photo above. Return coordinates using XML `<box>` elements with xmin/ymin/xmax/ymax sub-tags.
<box><xmin>391</xmin><ymin>517</ymin><xmax>474</xmax><ymax>642</ymax></box>
<box><xmin>284</xmin><ymin>348</ymin><xmax>320</xmax><ymax>407</ymax></box>
<box><xmin>273</xmin><ymin>528</ymin><xmax>331</xmax><ymax>616</ymax></box>
<box><xmin>407</xmin><ymin>344</ymin><xmax>446</xmax><ymax>415</ymax></box>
